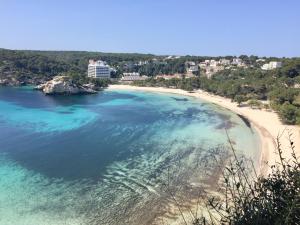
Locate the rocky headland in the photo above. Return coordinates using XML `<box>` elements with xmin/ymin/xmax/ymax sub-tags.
<box><xmin>34</xmin><ymin>76</ymin><xmax>99</xmax><ymax>95</ymax></box>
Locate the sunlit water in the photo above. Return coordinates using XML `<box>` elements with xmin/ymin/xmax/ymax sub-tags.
<box><xmin>0</xmin><ymin>86</ymin><xmax>260</xmax><ymax>225</ymax></box>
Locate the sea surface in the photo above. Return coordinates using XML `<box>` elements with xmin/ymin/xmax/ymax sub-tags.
<box><xmin>0</xmin><ymin>86</ymin><xmax>260</xmax><ymax>225</ymax></box>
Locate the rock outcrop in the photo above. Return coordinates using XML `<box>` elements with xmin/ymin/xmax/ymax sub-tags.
<box><xmin>0</xmin><ymin>77</ymin><xmax>24</xmax><ymax>86</ymax></box>
<box><xmin>0</xmin><ymin>74</ymin><xmax>47</xmax><ymax>86</ymax></box>
<box><xmin>35</xmin><ymin>76</ymin><xmax>98</xmax><ymax>95</ymax></box>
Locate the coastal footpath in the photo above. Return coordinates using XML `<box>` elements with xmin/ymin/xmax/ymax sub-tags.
<box><xmin>108</xmin><ymin>84</ymin><xmax>300</xmax><ymax>175</ymax></box>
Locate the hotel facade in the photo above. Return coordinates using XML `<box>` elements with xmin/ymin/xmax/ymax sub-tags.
<box><xmin>88</xmin><ymin>60</ymin><xmax>111</xmax><ymax>78</ymax></box>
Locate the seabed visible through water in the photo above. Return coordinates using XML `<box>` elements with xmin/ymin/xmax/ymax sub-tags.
<box><xmin>0</xmin><ymin>86</ymin><xmax>260</xmax><ymax>225</ymax></box>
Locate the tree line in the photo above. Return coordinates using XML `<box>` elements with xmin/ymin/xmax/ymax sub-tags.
<box><xmin>1</xmin><ymin>48</ymin><xmax>299</xmax><ymax>124</ymax></box>
<box><xmin>133</xmin><ymin>59</ymin><xmax>300</xmax><ymax>125</ymax></box>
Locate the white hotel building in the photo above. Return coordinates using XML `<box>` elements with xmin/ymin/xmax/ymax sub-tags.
<box><xmin>88</xmin><ymin>60</ymin><xmax>111</xmax><ymax>78</ymax></box>
<box><xmin>261</xmin><ymin>61</ymin><xmax>282</xmax><ymax>70</ymax></box>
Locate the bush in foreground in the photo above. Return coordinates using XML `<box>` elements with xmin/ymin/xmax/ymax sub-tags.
<box><xmin>193</xmin><ymin>132</ymin><xmax>300</xmax><ymax>225</ymax></box>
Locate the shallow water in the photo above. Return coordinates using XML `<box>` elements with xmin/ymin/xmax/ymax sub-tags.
<box><xmin>0</xmin><ymin>86</ymin><xmax>260</xmax><ymax>225</ymax></box>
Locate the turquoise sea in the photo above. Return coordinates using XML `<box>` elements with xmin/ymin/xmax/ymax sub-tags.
<box><xmin>0</xmin><ymin>86</ymin><xmax>260</xmax><ymax>225</ymax></box>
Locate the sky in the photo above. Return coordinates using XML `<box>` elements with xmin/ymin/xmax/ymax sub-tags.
<box><xmin>0</xmin><ymin>0</ymin><xmax>299</xmax><ymax>57</ymax></box>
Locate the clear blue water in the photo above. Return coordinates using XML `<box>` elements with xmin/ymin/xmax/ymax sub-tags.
<box><xmin>0</xmin><ymin>86</ymin><xmax>260</xmax><ymax>225</ymax></box>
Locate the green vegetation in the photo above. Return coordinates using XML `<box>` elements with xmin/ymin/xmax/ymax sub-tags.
<box><xmin>65</xmin><ymin>71</ymin><xmax>110</xmax><ymax>88</ymax></box>
<box><xmin>1</xmin><ymin>48</ymin><xmax>300</xmax><ymax>124</ymax></box>
<box><xmin>233</xmin><ymin>95</ymin><xmax>247</xmax><ymax>106</ymax></box>
<box><xmin>0</xmin><ymin>48</ymin><xmax>154</xmax><ymax>79</ymax></box>
<box><xmin>0</xmin><ymin>48</ymin><xmax>201</xmax><ymax>79</ymax></box>
<box><xmin>133</xmin><ymin>59</ymin><xmax>300</xmax><ymax>124</ymax></box>
<box><xmin>1</xmin><ymin>49</ymin><xmax>299</xmax><ymax>223</ymax></box>
<box><xmin>247</xmin><ymin>99</ymin><xmax>263</xmax><ymax>109</ymax></box>
<box><xmin>192</xmin><ymin>134</ymin><xmax>300</xmax><ymax>225</ymax></box>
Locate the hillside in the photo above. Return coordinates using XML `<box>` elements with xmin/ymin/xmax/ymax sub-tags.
<box><xmin>1</xmin><ymin>48</ymin><xmax>300</xmax><ymax>124</ymax></box>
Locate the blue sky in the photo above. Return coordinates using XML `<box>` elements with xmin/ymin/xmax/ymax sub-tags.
<box><xmin>0</xmin><ymin>0</ymin><xmax>299</xmax><ymax>57</ymax></box>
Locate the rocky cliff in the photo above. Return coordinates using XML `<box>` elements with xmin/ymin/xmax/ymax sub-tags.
<box><xmin>35</xmin><ymin>76</ymin><xmax>98</xmax><ymax>95</ymax></box>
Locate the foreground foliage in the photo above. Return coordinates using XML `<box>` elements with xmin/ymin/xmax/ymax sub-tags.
<box><xmin>193</xmin><ymin>133</ymin><xmax>300</xmax><ymax>225</ymax></box>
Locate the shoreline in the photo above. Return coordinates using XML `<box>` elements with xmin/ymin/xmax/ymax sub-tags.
<box><xmin>107</xmin><ymin>84</ymin><xmax>300</xmax><ymax>176</ymax></box>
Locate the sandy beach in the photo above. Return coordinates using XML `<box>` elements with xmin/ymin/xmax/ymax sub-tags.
<box><xmin>108</xmin><ymin>84</ymin><xmax>300</xmax><ymax>175</ymax></box>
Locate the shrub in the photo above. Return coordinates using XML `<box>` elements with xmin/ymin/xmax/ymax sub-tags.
<box><xmin>263</xmin><ymin>103</ymin><xmax>270</xmax><ymax>110</ymax></box>
<box><xmin>279</xmin><ymin>102</ymin><xmax>298</xmax><ymax>124</ymax></box>
<box><xmin>234</xmin><ymin>95</ymin><xmax>247</xmax><ymax>106</ymax></box>
<box><xmin>193</xmin><ymin>132</ymin><xmax>300</xmax><ymax>225</ymax></box>
<box><xmin>248</xmin><ymin>99</ymin><xmax>262</xmax><ymax>109</ymax></box>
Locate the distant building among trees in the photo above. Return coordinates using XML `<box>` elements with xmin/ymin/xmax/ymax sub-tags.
<box><xmin>261</xmin><ymin>61</ymin><xmax>282</xmax><ymax>70</ymax></box>
<box><xmin>88</xmin><ymin>60</ymin><xmax>111</xmax><ymax>78</ymax></box>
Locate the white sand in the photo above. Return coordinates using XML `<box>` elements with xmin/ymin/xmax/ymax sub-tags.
<box><xmin>108</xmin><ymin>84</ymin><xmax>300</xmax><ymax>175</ymax></box>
